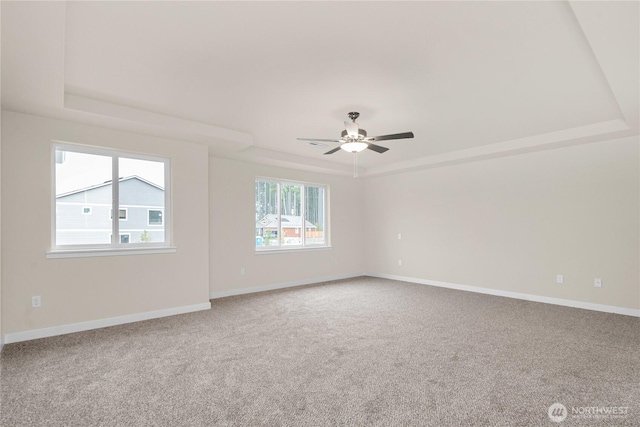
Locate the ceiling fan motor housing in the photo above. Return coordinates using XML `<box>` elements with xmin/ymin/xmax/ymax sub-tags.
<box><xmin>341</xmin><ymin>128</ymin><xmax>367</xmax><ymax>140</ymax></box>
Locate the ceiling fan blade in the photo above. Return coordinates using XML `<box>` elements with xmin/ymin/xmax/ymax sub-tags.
<box><xmin>344</xmin><ymin>121</ymin><xmax>359</xmax><ymax>137</ymax></box>
<box><xmin>324</xmin><ymin>146</ymin><xmax>342</xmax><ymax>155</ymax></box>
<box><xmin>366</xmin><ymin>143</ymin><xmax>389</xmax><ymax>154</ymax></box>
<box><xmin>297</xmin><ymin>138</ymin><xmax>342</xmax><ymax>143</ymax></box>
<box><xmin>367</xmin><ymin>131</ymin><xmax>414</xmax><ymax>142</ymax></box>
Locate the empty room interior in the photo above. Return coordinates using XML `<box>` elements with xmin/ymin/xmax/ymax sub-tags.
<box><xmin>1</xmin><ymin>1</ymin><xmax>639</xmax><ymax>426</ymax></box>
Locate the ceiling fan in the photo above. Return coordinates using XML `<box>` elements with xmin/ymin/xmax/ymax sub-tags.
<box><xmin>298</xmin><ymin>112</ymin><xmax>414</xmax><ymax>155</ymax></box>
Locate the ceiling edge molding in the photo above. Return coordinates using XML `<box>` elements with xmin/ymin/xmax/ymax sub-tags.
<box><xmin>224</xmin><ymin>147</ymin><xmax>355</xmax><ymax>177</ymax></box>
<box><xmin>64</xmin><ymin>90</ymin><xmax>253</xmax><ymax>151</ymax></box>
<box><xmin>361</xmin><ymin>119</ymin><xmax>631</xmax><ymax>178</ymax></box>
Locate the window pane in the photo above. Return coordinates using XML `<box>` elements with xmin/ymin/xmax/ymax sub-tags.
<box><xmin>281</xmin><ymin>184</ymin><xmax>302</xmax><ymax>246</ymax></box>
<box><xmin>119</xmin><ymin>157</ymin><xmax>165</xmax><ymax>244</ymax></box>
<box><xmin>255</xmin><ymin>180</ymin><xmax>279</xmax><ymax>247</ymax></box>
<box><xmin>305</xmin><ymin>186</ymin><xmax>325</xmax><ymax>245</ymax></box>
<box><xmin>55</xmin><ymin>150</ymin><xmax>112</xmax><ymax>245</ymax></box>
<box><xmin>255</xmin><ymin>179</ymin><xmax>328</xmax><ymax>250</ymax></box>
<box><xmin>148</xmin><ymin>210</ymin><xmax>163</xmax><ymax>225</ymax></box>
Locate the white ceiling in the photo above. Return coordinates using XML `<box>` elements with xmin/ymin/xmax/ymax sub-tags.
<box><xmin>2</xmin><ymin>1</ymin><xmax>638</xmax><ymax>177</ymax></box>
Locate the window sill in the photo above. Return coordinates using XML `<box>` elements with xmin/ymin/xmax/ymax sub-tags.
<box><xmin>46</xmin><ymin>246</ymin><xmax>177</xmax><ymax>259</ymax></box>
<box><xmin>255</xmin><ymin>246</ymin><xmax>332</xmax><ymax>255</ymax></box>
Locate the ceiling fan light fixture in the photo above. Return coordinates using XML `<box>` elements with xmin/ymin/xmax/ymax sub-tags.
<box><xmin>299</xmin><ymin>112</ymin><xmax>414</xmax><ymax>156</ymax></box>
<box><xmin>340</xmin><ymin>141</ymin><xmax>368</xmax><ymax>153</ymax></box>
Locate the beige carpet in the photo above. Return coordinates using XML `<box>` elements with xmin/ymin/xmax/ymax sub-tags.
<box><xmin>1</xmin><ymin>277</ymin><xmax>639</xmax><ymax>426</ymax></box>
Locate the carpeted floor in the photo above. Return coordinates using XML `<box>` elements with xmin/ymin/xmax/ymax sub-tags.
<box><xmin>1</xmin><ymin>277</ymin><xmax>639</xmax><ymax>426</ymax></box>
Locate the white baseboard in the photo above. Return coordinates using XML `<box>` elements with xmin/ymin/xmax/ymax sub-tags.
<box><xmin>5</xmin><ymin>273</ymin><xmax>634</xmax><ymax>346</ymax></box>
<box><xmin>3</xmin><ymin>302</ymin><xmax>212</xmax><ymax>345</ymax></box>
<box><xmin>210</xmin><ymin>273</ymin><xmax>364</xmax><ymax>299</ymax></box>
<box><xmin>367</xmin><ymin>273</ymin><xmax>640</xmax><ymax>317</ymax></box>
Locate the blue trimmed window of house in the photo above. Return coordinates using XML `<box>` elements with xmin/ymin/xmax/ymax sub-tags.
<box><xmin>52</xmin><ymin>143</ymin><xmax>171</xmax><ymax>252</ymax></box>
<box><xmin>255</xmin><ymin>178</ymin><xmax>328</xmax><ymax>250</ymax></box>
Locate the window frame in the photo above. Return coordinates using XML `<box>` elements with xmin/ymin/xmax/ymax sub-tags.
<box><xmin>255</xmin><ymin>177</ymin><xmax>330</xmax><ymax>253</ymax></box>
<box><xmin>48</xmin><ymin>142</ymin><xmax>174</xmax><ymax>258</ymax></box>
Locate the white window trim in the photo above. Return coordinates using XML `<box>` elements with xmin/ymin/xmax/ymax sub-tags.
<box><xmin>254</xmin><ymin>246</ymin><xmax>332</xmax><ymax>255</ymax></box>
<box><xmin>50</xmin><ymin>141</ymin><xmax>173</xmax><ymax>257</ymax></box>
<box><xmin>255</xmin><ymin>177</ymin><xmax>330</xmax><ymax>253</ymax></box>
<box><xmin>47</xmin><ymin>246</ymin><xmax>177</xmax><ymax>259</ymax></box>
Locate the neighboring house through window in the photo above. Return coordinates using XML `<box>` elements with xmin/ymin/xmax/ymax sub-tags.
<box><xmin>112</xmin><ymin>233</ymin><xmax>131</xmax><ymax>244</ymax></box>
<box><xmin>52</xmin><ymin>143</ymin><xmax>171</xmax><ymax>251</ymax></box>
<box><xmin>148</xmin><ymin>209</ymin><xmax>163</xmax><ymax>226</ymax></box>
<box><xmin>110</xmin><ymin>208</ymin><xmax>128</xmax><ymax>220</ymax></box>
<box><xmin>255</xmin><ymin>178</ymin><xmax>328</xmax><ymax>250</ymax></box>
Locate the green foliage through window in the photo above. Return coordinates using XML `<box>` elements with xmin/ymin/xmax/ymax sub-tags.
<box><xmin>255</xmin><ymin>179</ymin><xmax>327</xmax><ymax>249</ymax></box>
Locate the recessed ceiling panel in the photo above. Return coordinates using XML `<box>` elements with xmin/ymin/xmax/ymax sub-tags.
<box><xmin>30</xmin><ymin>1</ymin><xmax>631</xmax><ymax>169</ymax></box>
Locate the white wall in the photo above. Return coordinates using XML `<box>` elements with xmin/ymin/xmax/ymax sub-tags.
<box><xmin>209</xmin><ymin>157</ymin><xmax>364</xmax><ymax>296</ymax></box>
<box><xmin>2</xmin><ymin>108</ymin><xmax>637</xmax><ymax>343</ymax></box>
<box><xmin>363</xmin><ymin>137</ymin><xmax>640</xmax><ymax>311</ymax></box>
<box><xmin>1</xmin><ymin>111</ymin><xmax>210</xmax><ymax>336</ymax></box>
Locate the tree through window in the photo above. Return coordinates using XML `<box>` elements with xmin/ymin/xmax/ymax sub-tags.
<box><xmin>255</xmin><ymin>178</ymin><xmax>328</xmax><ymax>250</ymax></box>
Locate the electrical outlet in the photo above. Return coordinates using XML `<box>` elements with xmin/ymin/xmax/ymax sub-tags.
<box><xmin>240</xmin><ymin>268</ymin><xmax>246</xmax><ymax>276</ymax></box>
<box><xmin>556</xmin><ymin>275</ymin><xmax>564</xmax><ymax>284</ymax></box>
<box><xmin>594</xmin><ymin>278</ymin><xmax>602</xmax><ymax>288</ymax></box>
<box><xmin>32</xmin><ymin>296</ymin><xmax>42</xmax><ymax>308</ymax></box>
<box><xmin>398</xmin><ymin>259</ymin><xmax>402</xmax><ymax>266</ymax></box>
<box><xmin>397</xmin><ymin>233</ymin><xmax>402</xmax><ymax>240</ymax></box>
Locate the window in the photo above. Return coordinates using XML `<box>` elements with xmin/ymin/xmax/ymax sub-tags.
<box><xmin>148</xmin><ymin>209</ymin><xmax>163</xmax><ymax>226</ymax></box>
<box><xmin>255</xmin><ymin>178</ymin><xmax>328</xmax><ymax>250</ymax></box>
<box><xmin>52</xmin><ymin>143</ymin><xmax>171</xmax><ymax>253</ymax></box>
<box><xmin>110</xmin><ymin>208</ymin><xmax>128</xmax><ymax>220</ymax></box>
<box><xmin>111</xmin><ymin>233</ymin><xmax>132</xmax><ymax>244</ymax></box>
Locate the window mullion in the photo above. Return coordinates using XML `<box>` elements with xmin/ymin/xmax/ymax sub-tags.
<box><xmin>112</xmin><ymin>156</ymin><xmax>119</xmax><ymax>246</ymax></box>
<box><xmin>277</xmin><ymin>182</ymin><xmax>281</xmax><ymax>247</ymax></box>
<box><xmin>301</xmin><ymin>185</ymin><xmax>306</xmax><ymax>247</ymax></box>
